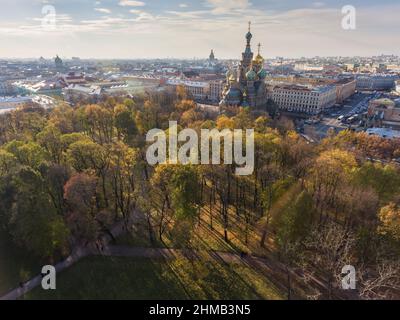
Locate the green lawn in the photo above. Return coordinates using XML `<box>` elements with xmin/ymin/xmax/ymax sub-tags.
<box><xmin>0</xmin><ymin>228</ymin><xmax>44</xmax><ymax>296</ymax></box>
<box><xmin>24</xmin><ymin>255</ymin><xmax>284</xmax><ymax>300</ymax></box>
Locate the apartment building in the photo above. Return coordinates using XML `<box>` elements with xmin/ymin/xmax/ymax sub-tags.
<box><xmin>356</xmin><ymin>75</ymin><xmax>398</xmax><ymax>91</ymax></box>
<box><xmin>166</xmin><ymin>79</ymin><xmax>210</xmax><ymax>101</ymax></box>
<box><xmin>208</xmin><ymin>80</ymin><xmax>225</xmax><ymax>103</ymax></box>
<box><xmin>267</xmin><ymin>84</ymin><xmax>337</xmax><ymax>114</ymax></box>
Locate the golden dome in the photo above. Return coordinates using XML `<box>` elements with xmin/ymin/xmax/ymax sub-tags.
<box><xmin>253</xmin><ymin>54</ymin><xmax>264</xmax><ymax>65</ymax></box>
<box><xmin>253</xmin><ymin>43</ymin><xmax>265</xmax><ymax>65</ymax></box>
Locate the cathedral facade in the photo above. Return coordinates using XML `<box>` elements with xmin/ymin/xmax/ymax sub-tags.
<box><xmin>220</xmin><ymin>23</ymin><xmax>268</xmax><ymax>109</ymax></box>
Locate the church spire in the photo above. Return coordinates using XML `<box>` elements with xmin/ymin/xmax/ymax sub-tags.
<box><xmin>246</xmin><ymin>21</ymin><xmax>252</xmax><ymax>41</ymax></box>
<box><xmin>245</xmin><ymin>21</ymin><xmax>253</xmax><ymax>54</ymax></box>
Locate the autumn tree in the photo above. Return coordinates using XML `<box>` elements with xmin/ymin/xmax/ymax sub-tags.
<box><xmin>378</xmin><ymin>203</ymin><xmax>400</xmax><ymax>242</ymax></box>
<box><xmin>36</xmin><ymin>124</ymin><xmax>63</xmax><ymax>164</ymax></box>
<box><xmin>64</xmin><ymin>173</ymin><xmax>112</xmax><ymax>243</ymax></box>
<box><xmin>9</xmin><ymin>167</ymin><xmax>70</xmax><ymax>258</ymax></box>
<box><xmin>79</xmin><ymin>104</ymin><xmax>114</xmax><ymax>144</ymax></box>
<box><xmin>67</xmin><ymin>140</ymin><xmax>110</xmax><ymax>207</ymax></box>
<box><xmin>309</xmin><ymin>149</ymin><xmax>357</xmax><ymax>221</ymax></box>
<box><xmin>113</xmin><ymin>104</ymin><xmax>137</xmax><ymax>142</ymax></box>
<box><xmin>109</xmin><ymin>143</ymin><xmax>139</xmax><ymax>225</ymax></box>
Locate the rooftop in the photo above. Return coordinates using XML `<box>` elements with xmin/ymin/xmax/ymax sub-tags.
<box><xmin>366</xmin><ymin>128</ymin><xmax>400</xmax><ymax>139</ymax></box>
<box><xmin>270</xmin><ymin>83</ymin><xmax>335</xmax><ymax>93</ymax></box>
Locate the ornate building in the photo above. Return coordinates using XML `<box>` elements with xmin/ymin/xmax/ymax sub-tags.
<box><xmin>209</xmin><ymin>49</ymin><xmax>215</xmax><ymax>62</ymax></box>
<box><xmin>205</xmin><ymin>49</ymin><xmax>219</xmax><ymax>69</ymax></box>
<box><xmin>220</xmin><ymin>22</ymin><xmax>268</xmax><ymax>108</ymax></box>
<box><xmin>54</xmin><ymin>55</ymin><xmax>63</xmax><ymax>71</ymax></box>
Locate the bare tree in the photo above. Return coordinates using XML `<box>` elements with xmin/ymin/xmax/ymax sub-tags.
<box><xmin>304</xmin><ymin>222</ymin><xmax>355</xmax><ymax>299</ymax></box>
<box><xmin>358</xmin><ymin>259</ymin><xmax>400</xmax><ymax>300</ymax></box>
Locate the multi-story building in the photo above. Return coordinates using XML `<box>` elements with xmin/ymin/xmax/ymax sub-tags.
<box><xmin>356</xmin><ymin>75</ymin><xmax>398</xmax><ymax>91</ymax></box>
<box><xmin>0</xmin><ymin>81</ymin><xmax>15</xmax><ymax>96</ymax></box>
<box><xmin>294</xmin><ymin>63</ymin><xmax>324</xmax><ymax>72</ymax></box>
<box><xmin>63</xmin><ymin>84</ymin><xmax>102</xmax><ymax>103</ymax></box>
<box><xmin>267</xmin><ymin>84</ymin><xmax>337</xmax><ymax>115</ymax></box>
<box><xmin>367</xmin><ymin>98</ymin><xmax>400</xmax><ymax>129</ymax></box>
<box><xmin>0</xmin><ymin>95</ymin><xmax>56</xmax><ymax>114</ymax></box>
<box><xmin>63</xmin><ymin>81</ymin><xmax>132</xmax><ymax>102</ymax></box>
<box><xmin>209</xmin><ymin>80</ymin><xmax>225</xmax><ymax>102</ymax></box>
<box><xmin>266</xmin><ymin>75</ymin><xmax>356</xmax><ymax>104</ymax></box>
<box><xmin>166</xmin><ymin>79</ymin><xmax>210</xmax><ymax>101</ymax></box>
<box><xmin>334</xmin><ymin>78</ymin><xmax>357</xmax><ymax>104</ymax></box>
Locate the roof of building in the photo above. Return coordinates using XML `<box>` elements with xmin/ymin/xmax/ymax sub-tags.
<box><xmin>334</xmin><ymin>77</ymin><xmax>356</xmax><ymax>85</ymax></box>
<box><xmin>371</xmin><ymin>98</ymin><xmax>396</xmax><ymax>107</ymax></box>
<box><xmin>166</xmin><ymin>79</ymin><xmax>209</xmax><ymax>88</ymax></box>
<box><xmin>270</xmin><ymin>83</ymin><xmax>335</xmax><ymax>93</ymax></box>
<box><xmin>366</xmin><ymin>128</ymin><xmax>400</xmax><ymax>139</ymax></box>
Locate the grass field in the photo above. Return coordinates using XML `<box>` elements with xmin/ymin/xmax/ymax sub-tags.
<box><xmin>24</xmin><ymin>255</ymin><xmax>284</xmax><ymax>300</ymax></box>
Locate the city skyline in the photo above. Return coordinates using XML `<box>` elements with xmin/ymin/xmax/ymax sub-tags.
<box><xmin>1</xmin><ymin>0</ymin><xmax>399</xmax><ymax>59</ymax></box>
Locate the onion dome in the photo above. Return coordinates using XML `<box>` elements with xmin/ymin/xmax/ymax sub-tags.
<box><xmin>253</xmin><ymin>54</ymin><xmax>264</xmax><ymax>66</ymax></box>
<box><xmin>246</xmin><ymin>69</ymin><xmax>257</xmax><ymax>81</ymax></box>
<box><xmin>246</xmin><ymin>31</ymin><xmax>252</xmax><ymax>41</ymax></box>
<box><xmin>253</xmin><ymin>43</ymin><xmax>265</xmax><ymax>66</ymax></box>
<box><xmin>246</xmin><ymin>21</ymin><xmax>252</xmax><ymax>42</ymax></box>
<box><xmin>258</xmin><ymin>69</ymin><xmax>267</xmax><ymax>79</ymax></box>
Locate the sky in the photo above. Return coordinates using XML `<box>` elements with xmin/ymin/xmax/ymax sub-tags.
<box><xmin>0</xmin><ymin>0</ymin><xmax>399</xmax><ymax>59</ymax></box>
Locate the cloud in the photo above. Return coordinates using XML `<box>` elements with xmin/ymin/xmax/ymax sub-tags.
<box><xmin>312</xmin><ymin>2</ymin><xmax>325</xmax><ymax>8</ymax></box>
<box><xmin>119</xmin><ymin>0</ymin><xmax>145</xmax><ymax>7</ymax></box>
<box><xmin>206</xmin><ymin>0</ymin><xmax>250</xmax><ymax>15</ymax></box>
<box><xmin>31</xmin><ymin>13</ymin><xmax>73</xmax><ymax>24</ymax></box>
<box><xmin>179</xmin><ymin>4</ymin><xmax>188</xmax><ymax>8</ymax></box>
<box><xmin>95</xmin><ymin>8</ymin><xmax>111</xmax><ymax>14</ymax></box>
<box><xmin>129</xmin><ymin>9</ymin><xmax>142</xmax><ymax>14</ymax></box>
<box><xmin>134</xmin><ymin>12</ymin><xmax>155</xmax><ymax>21</ymax></box>
<box><xmin>165</xmin><ymin>10</ymin><xmax>208</xmax><ymax>19</ymax></box>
